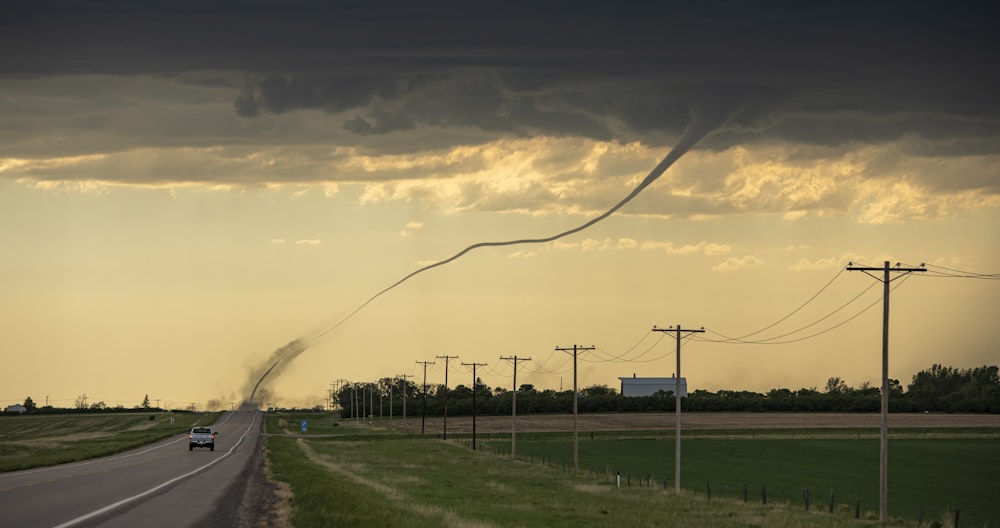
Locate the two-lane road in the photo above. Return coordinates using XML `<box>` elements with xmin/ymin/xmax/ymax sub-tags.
<box><xmin>0</xmin><ymin>410</ymin><xmax>263</xmax><ymax>528</ymax></box>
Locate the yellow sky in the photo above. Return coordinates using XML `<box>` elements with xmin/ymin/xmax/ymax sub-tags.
<box><xmin>1</xmin><ymin>138</ymin><xmax>997</xmax><ymax>409</ymax></box>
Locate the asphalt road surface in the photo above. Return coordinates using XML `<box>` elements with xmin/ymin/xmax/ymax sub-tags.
<box><xmin>0</xmin><ymin>410</ymin><xmax>262</xmax><ymax>528</ymax></box>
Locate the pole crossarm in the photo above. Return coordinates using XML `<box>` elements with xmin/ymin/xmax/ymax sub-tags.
<box><xmin>846</xmin><ymin>261</ymin><xmax>925</xmax><ymax>525</ymax></box>
<box><xmin>651</xmin><ymin>324</ymin><xmax>704</xmax><ymax>495</ymax></box>
<box><xmin>847</xmin><ymin>262</ymin><xmax>927</xmax><ymax>278</ymax></box>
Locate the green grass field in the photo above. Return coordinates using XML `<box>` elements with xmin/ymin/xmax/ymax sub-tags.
<box><xmin>0</xmin><ymin>412</ymin><xmax>220</xmax><ymax>472</ymax></box>
<box><xmin>265</xmin><ymin>414</ymin><xmax>1000</xmax><ymax>527</ymax></box>
<box><xmin>480</xmin><ymin>434</ymin><xmax>1000</xmax><ymax>527</ymax></box>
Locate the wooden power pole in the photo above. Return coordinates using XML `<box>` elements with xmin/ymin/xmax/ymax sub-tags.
<box><xmin>436</xmin><ymin>355</ymin><xmax>459</xmax><ymax>440</ymax></box>
<box><xmin>847</xmin><ymin>261</ymin><xmax>925</xmax><ymax>524</ymax></box>
<box><xmin>415</xmin><ymin>361</ymin><xmax>435</xmax><ymax>434</ymax></box>
<box><xmin>499</xmin><ymin>355</ymin><xmax>531</xmax><ymax>457</ymax></box>
<box><xmin>461</xmin><ymin>362</ymin><xmax>488</xmax><ymax>450</ymax></box>
<box><xmin>652</xmin><ymin>324</ymin><xmax>704</xmax><ymax>495</ymax></box>
<box><xmin>556</xmin><ymin>344</ymin><xmax>594</xmax><ymax>472</ymax></box>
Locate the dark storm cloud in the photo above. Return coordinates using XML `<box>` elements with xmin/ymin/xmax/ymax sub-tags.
<box><xmin>2</xmin><ymin>1</ymin><xmax>999</xmax><ymax>154</ymax></box>
<box><xmin>235</xmin><ymin>75</ymin><xmax>403</xmax><ymax>117</ymax></box>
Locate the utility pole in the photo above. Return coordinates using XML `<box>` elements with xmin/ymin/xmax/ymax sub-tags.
<box><xmin>398</xmin><ymin>374</ymin><xmax>413</xmax><ymax>425</ymax></box>
<box><xmin>500</xmin><ymin>355</ymin><xmax>531</xmax><ymax>457</ymax></box>
<box><xmin>653</xmin><ymin>324</ymin><xmax>704</xmax><ymax>496</ymax></box>
<box><xmin>416</xmin><ymin>361</ymin><xmax>435</xmax><ymax>434</ymax></box>
<box><xmin>331</xmin><ymin>379</ymin><xmax>348</xmax><ymax>412</ymax></box>
<box><xmin>436</xmin><ymin>355</ymin><xmax>459</xmax><ymax>440</ymax></box>
<box><xmin>556</xmin><ymin>344</ymin><xmax>594</xmax><ymax>472</ymax></box>
<box><xmin>847</xmin><ymin>261</ymin><xmax>925</xmax><ymax>524</ymax></box>
<box><xmin>353</xmin><ymin>383</ymin><xmax>359</xmax><ymax>421</ymax></box>
<box><xmin>462</xmin><ymin>362</ymin><xmax>488</xmax><ymax>450</ymax></box>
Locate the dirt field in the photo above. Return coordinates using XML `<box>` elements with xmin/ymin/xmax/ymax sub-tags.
<box><xmin>374</xmin><ymin>412</ymin><xmax>1000</xmax><ymax>435</ymax></box>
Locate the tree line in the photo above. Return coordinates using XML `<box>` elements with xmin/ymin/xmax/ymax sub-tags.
<box><xmin>335</xmin><ymin>364</ymin><xmax>1000</xmax><ymax>418</ymax></box>
<box><xmin>4</xmin><ymin>394</ymin><xmax>185</xmax><ymax>415</ymax></box>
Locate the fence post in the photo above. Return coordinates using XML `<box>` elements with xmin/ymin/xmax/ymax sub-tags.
<box><xmin>855</xmin><ymin>497</ymin><xmax>860</xmax><ymax>519</ymax></box>
<box><xmin>955</xmin><ymin>509</ymin><xmax>960</xmax><ymax>528</ymax></box>
<box><xmin>707</xmin><ymin>481</ymin><xmax>711</xmax><ymax>500</ymax></box>
<box><xmin>918</xmin><ymin>503</ymin><xmax>923</xmax><ymax>526</ymax></box>
<box><xmin>762</xmin><ymin>485</ymin><xmax>767</xmax><ymax>505</ymax></box>
<box><xmin>829</xmin><ymin>488</ymin><xmax>834</xmax><ymax>514</ymax></box>
<box><xmin>803</xmin><ymin>488</ymin><xmax>810</xmax><ymax>511</ymax></box>
<box><xmin>743</xmin><ymin>484</ymin><xmax>748</xmax><ymax>504</ymax></box>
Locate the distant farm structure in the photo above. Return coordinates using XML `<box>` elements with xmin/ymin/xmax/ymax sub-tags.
<box><xmin>619</xmin><ymin>376</ymin><xmax>687</xmax><ymax>398</ymax></box>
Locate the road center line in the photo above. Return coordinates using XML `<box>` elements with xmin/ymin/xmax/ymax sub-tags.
<box><xmin>51</xmin><ymin>412</ymin><xmax>258</xmax><ymax>528</ymax></box>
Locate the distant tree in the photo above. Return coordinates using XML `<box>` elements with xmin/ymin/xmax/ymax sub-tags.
<box><xmin>23</xmin><ymin>396</ymin><xmax>36</xmax><ymax>413</ymax></box>
<box><xmin>907</xmin><ymin>364</ymin><xmax>1000</xmax><ymax>412</ymax></box>
<box><xmin>518</xmin><ymin>384</ymin><xmax>536</xmax><ymax>394</ymax></box>
<box><xmin>450</xmin><ymin>384</ymin><xmax>473</xmax><ymax>399</ymax></box>
<box><xmin>824</xmin><ymin>377</ymin><xmax>848</xmax><ymax>394</ymax></box>
<box><xmin>581</xmin><ymin>385</ymin><xmax>617</xmax><ymax>397</ymax></box>
<box><xmin>75</xmin><ymin>394</ymin><xmax>88</xmax><ymax>409</ymax></box>
<box><xmin>90</xmin><ymin>401</ymin><xmax>107</xmax><ymax>410</ymax></box>
<box><xmin>141</xmin><ymin>394</ymin><xmax>150</xmax><ymax>409</ymax></box>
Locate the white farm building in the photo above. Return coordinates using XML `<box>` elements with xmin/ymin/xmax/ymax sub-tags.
<box><xmin>618</xmin><ymin>376</ymin><xmax>687</xmax><ymax>398</ymax></box>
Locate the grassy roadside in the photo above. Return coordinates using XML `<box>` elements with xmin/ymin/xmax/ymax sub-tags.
<box><xmin>264</xmin><ymin>415</ymin><xmax>1000</xmax><ymax>527</ymax></box>
<box><xmin>263</xmin><ymin>418</ymin><xmax>882</xmax><ymax>528</ymax></box>
<box><xmin>0</xmin><ymin>412</ymin><xmax>221</xmax><ymax>472</ymax></box>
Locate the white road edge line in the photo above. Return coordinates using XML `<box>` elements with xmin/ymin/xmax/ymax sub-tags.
<box><xmin>2</xmin><ymin>411</ymin><xmax>237</xmax><ymax>479</ymax></box>
<box><xmin>50</xmin><ymin>411</ymin><xmax>258</xmax><ymax>528</ymax></box>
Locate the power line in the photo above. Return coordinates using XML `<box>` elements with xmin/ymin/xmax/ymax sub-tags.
<box><xmin>904</xmin><ymin>262</ymin><xmax>1000</xmax><ymax>279</ymax></box>
<box><xmin>588</xmin><ymin>329</ymin><xmax>658</xmax><ymax>361</ymax></box>
<box><xmin>522</xmin><ymin>351</ymin><xmax>573</xmax><ymax>375</ymax></box>
<box><xmin>696</xmin><ymin>279</ymin><xmax>884</xmax><ymax>345</ymax></box>
<box><xmin>730</xmin><ymin>268</ymin><xmax>847</xmax><ymax>342</ymax></box>
<box><xmin>588</xmin><ymin>333</ymin><xmax>678</xmax><ymax>364</ymax></box>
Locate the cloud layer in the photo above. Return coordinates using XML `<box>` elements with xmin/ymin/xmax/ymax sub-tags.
<box><xmin>1</xmin><ymin>1</ymin><xmax>998</xmax><ymax>223</ymax></box>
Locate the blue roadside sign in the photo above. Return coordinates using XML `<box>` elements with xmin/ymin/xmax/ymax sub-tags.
<box><xmin>301</xmin><ymin>420</ymin><xmax>308</xmax><ymax>432</ymax></box>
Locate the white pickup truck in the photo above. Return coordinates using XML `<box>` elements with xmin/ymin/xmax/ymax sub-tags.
<box><xmin>188</xmin><ymin>426</ymin><xmax>217</xmax><ymax>451</ymax></box>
